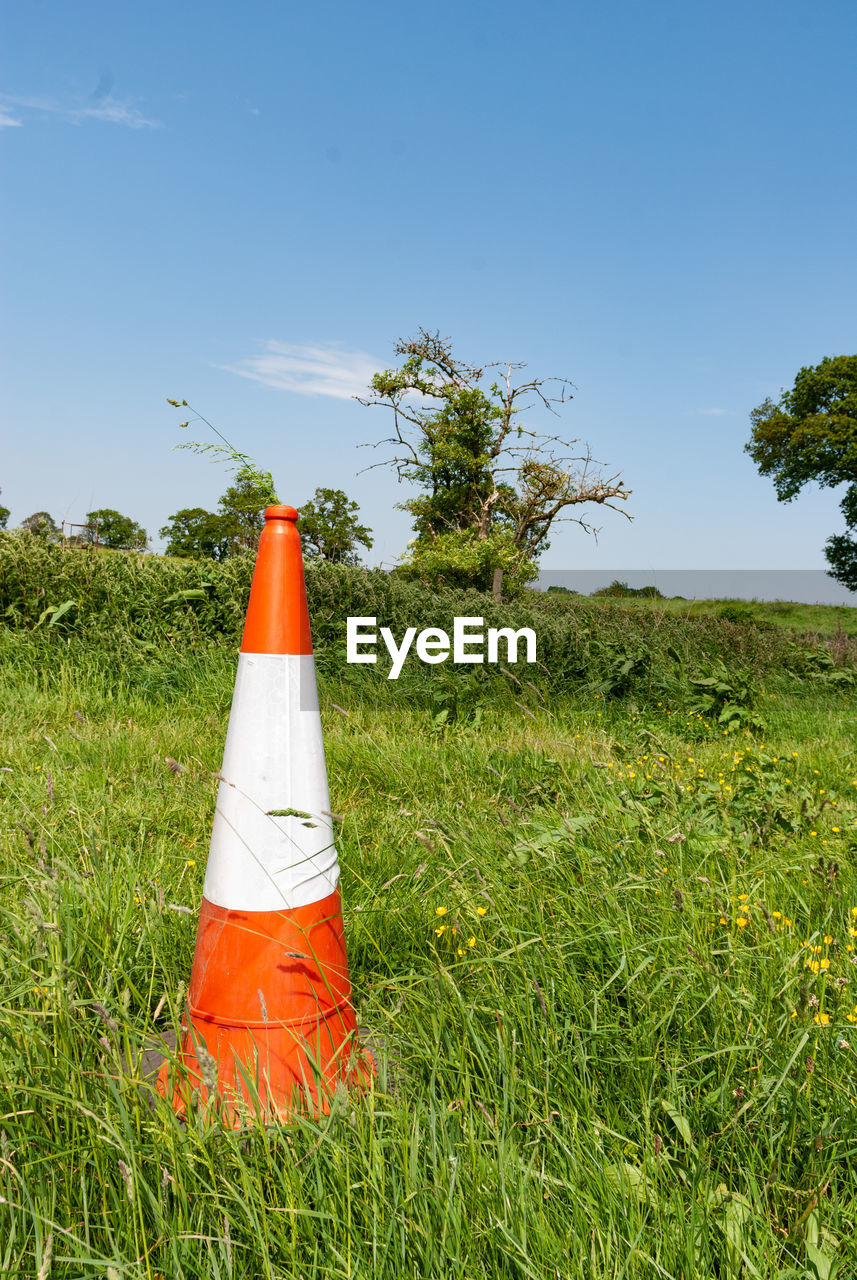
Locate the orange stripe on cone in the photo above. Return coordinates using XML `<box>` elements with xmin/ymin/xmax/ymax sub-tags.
<box><xmin>157</xmin><ymin>505</ymin><xmax>372</xmax><ymax>1124</ymax></box>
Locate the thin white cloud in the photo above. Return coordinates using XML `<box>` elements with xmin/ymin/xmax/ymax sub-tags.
<box><xmin>69</xmin><ymin>97</ymin><xmax>159</xmax><ymax>128</ymax></box>
<box><xmin>221</xmin><ymin>341</ymin><xmax>382</xmax><ymax>400</ymax></box>
<box><xmin>697</xmin><ymin>407</ymin><xmax>730</xmax><ymax>416</ymax></box>
<box><xmin>0</xmin><ymin>109</ymin><xmax>22</xmax><ymax>129</ymax></box>
<box><xmin>0</xmin><ymin>91</ymin><xmax>159</xmax><ymax>129</ymax></box>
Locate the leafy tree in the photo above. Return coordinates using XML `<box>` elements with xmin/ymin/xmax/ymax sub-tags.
<box><xmin>159</xmin><ymin>465</ymin><xmax>279</xmax><ymax>560</ymax></box>
<box><xmin>159</xmin><ymin>507</ymin><xmax>234</xmax><ymax>560</ymax></box>
<box><xmin>299</xmin><ymin>488</ymin><xmax>373</xmax><ymax>563</ymax></box>
<box><xmin>745</xmin><ymin>355</ymin><xmax>857</xmax><ymax>586</ymax></box>
<box><xmin>82</xmin><ymin>509</ymin><xmax>148</xmax><ymax>550</ymax></box>
<box><xmin>360</xmin><ymin>330</ymin><xmax>631</xmax><ymax>592</ymax></box>
<box><xmin>0</xmin><ymin>490</ymin><xmax>9</xmax><ymax>530</ymax></box>
<box><xmin>217</xmin><ymin>465</ymin><xmax>277</xmax><ymax>551</ymax></box>
<box><xmin>20</xmin><ymin>511</ymin><xmax>60</xmax><ymax>540</ymax></box>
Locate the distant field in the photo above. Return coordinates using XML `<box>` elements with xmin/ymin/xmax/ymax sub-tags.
<box><xmin>557</xmin><ymin>593</ymin><xmax>857</xmax><ymax>638</ymax></box>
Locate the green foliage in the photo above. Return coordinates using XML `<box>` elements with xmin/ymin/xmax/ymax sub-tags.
<box><xmin>397</xmin><ymin>527</ymin><xmax>539</xmax><ymax>594</ymax></box>
<box><xmin>299</xmin><ymin>487</ymin><xmax>373</xmax><ymax>563</ymax></box>
<box><xmin>2</xmin><ymin>532</ymin><xmax>851</xmax><ymax>730</ymax></box>
<box><xmin>159</xmin><ymin>470</ymin><xmax>278</xmax><ymax>561</ymax></box>
<box><xmin>822</xmin><ymin>532</ymin><xmax>857</xmax><ymax>593</ymax></box>
<box><xmin>687</xmin><ymin>663</ymin><xmax>767</xmax><ymax>733</ymax></box>
<box><xmin>20</xmin><ymin>510</ymin><xmax>60</xmax><ymax>540</ymax></box>
<box><xmin>592</xmin><ymin>579</ymin><xmax>665</xmax><ymax>599</ymax></box>
<box><xmin>83</xmin><ymin>507</ymin><xmax>148</xmax><ymax>550</ymax></box>
<box><xmin>217</xmin><ymin>465</ymin><xmax>277</xmax><ymax>550</ymax></box>
<box><xmin>717</xmin><ymin>602</ymin><xmax>758</xmax><ymax>624</ymax></box>
<box><xmin>0</xmin><ymin>489</ymin><xmax>9</xmax><ymax>530</ymax></box>
<box><xmin>159</xmin><ymin>506</ymin><xmax>234</xmax><ymax>560</ymax></box>
<box><xmin>745</xmin><ymin>355</ymin><xmax>857</xmax><ymax>584</ymax></box>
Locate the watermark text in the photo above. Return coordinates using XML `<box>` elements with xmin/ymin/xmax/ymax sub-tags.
<box><xmin>346</xmin><ymin>616</ymin><xmax>537</xmax><ymax>679</ymax></box>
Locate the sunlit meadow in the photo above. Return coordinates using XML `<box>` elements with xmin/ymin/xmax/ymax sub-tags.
<box><xmin>1</xmin><ymin>541</ymin><xmax>857</xmax><ymax>1277</ymax></box>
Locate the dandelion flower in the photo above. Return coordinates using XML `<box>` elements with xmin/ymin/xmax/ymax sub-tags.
<box><xmin>476</xmin><ymin>906</ymin><xmax>487</xmax><ymax>916</ymax></box>
<box><xmin>435</xmin><ymin>906</ymin><xmax>447</xmax><ymax>917</ymax></box>
<box><xmin>814</xmin><ymin>1013</ymin><xmax>830</xmax><ymax>1026</ymax></box>
<box><xmin>736</xmin><ymin>916</ymin><xmax>748</xmax><ymax>928</ymax></box>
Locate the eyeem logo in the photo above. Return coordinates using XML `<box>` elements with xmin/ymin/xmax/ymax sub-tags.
<box><xmin>346</xmin><ymin>616</ymin><xmax>537</xmax><ymax>680</ymax></box>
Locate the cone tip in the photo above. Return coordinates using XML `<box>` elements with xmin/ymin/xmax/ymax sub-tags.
<box><xmin>265</xmin><ymin>504</ymin><xmax>299</xmax><ymax>521</ymax></box>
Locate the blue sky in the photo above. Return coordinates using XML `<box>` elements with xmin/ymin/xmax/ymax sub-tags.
<box><xmin>2</xmin><ymin>0</ymin><xmax>856</xmax><ymax>582</ymax></box>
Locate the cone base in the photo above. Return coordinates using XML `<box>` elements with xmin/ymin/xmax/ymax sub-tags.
<box><xmin>155</xmin><ymin>889</ymin><xmax>374</xmax><ymax>1126</ymax></box>
<box><xmin>156</xmin><ymin>1013</ymin><xmax>373</xmax><ymax>1127</ymax></box>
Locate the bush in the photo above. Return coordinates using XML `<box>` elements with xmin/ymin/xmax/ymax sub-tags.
<box><xmin>591</xmin><ymin>580</ymin><xmax>665</xmax><ymax>599</ymax></box>
<box><xmin>0</xmin><ymin>532</ymin><xmax>846</xmax><ymax>707</ymax></box>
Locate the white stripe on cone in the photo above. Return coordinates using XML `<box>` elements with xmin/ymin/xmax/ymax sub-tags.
<box><xmin>203</xmin><ymin>653</ymin><xmax>340</xmax><ymax>911</ymax></box>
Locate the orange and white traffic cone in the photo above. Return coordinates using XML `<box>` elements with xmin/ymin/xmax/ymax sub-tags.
<box><xmin>157</xmin><ymin>504</ymin><xmax>371</xmax><ymax>1123</ymax></box>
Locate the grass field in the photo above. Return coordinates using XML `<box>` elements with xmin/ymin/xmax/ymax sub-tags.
<box><xmin>2</xmin><ymin>624</ymin><xmax>857</xmax><ymax>1278</ymax></box>
<box><xmin>563</xmin><ymin>593</ymin><xmax>857</xmax><ymax>641</ymax></box>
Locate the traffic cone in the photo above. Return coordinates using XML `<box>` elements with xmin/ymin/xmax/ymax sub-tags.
<box><xmin>157</xmin><ymin>504</ymin><xmax>371</xmax><ymax>1123</ymax></box>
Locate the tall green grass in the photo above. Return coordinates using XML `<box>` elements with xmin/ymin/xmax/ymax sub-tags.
<box><xmin>2</xmin><ymin>627</ymin><xmax>857</xmax><ymax>1275</ymax></box>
